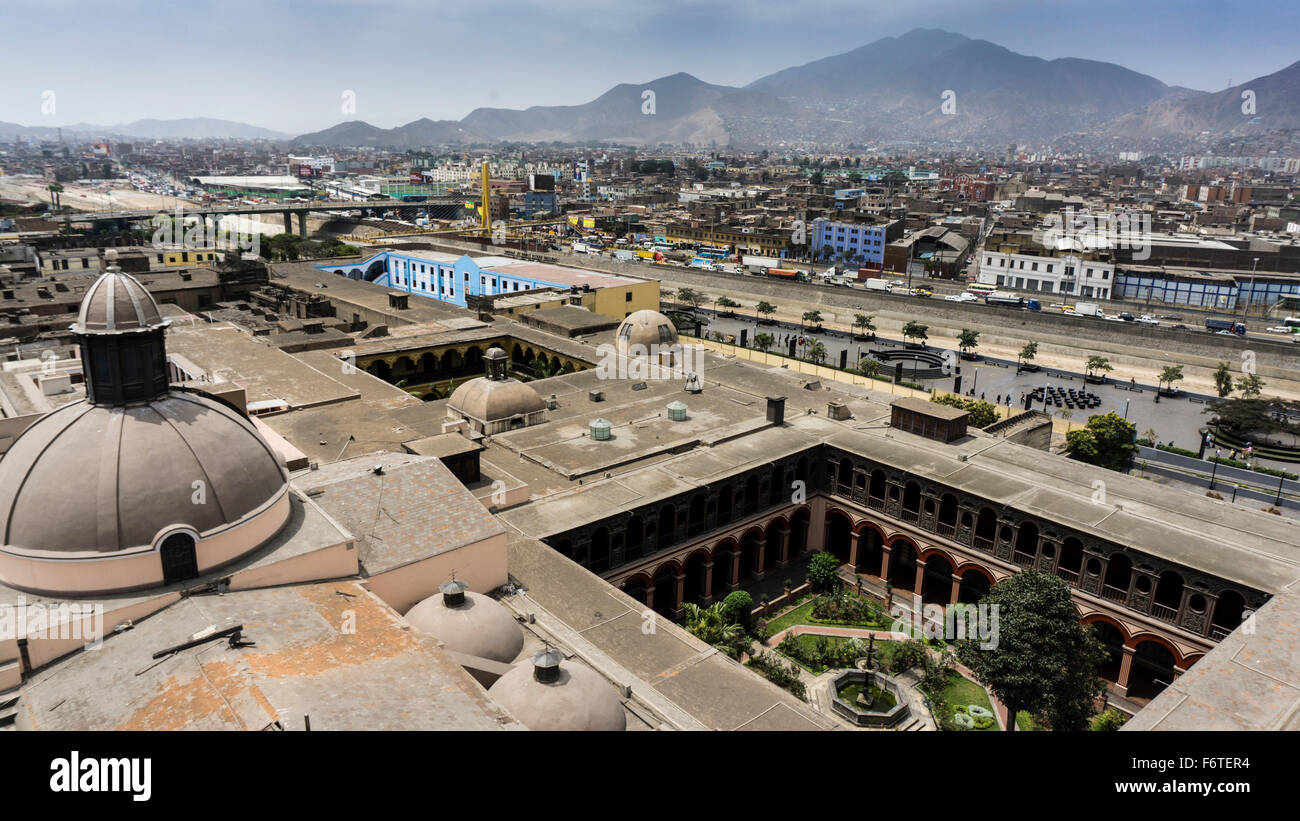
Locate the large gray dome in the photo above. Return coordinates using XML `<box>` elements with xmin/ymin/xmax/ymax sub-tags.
<box><xmin>0</xmin><ymin>391</ymin><xmax>289</xmax><ymax>557</ymax></box>
<box><xmin>404</xmin><ymin>584</ymin><xmax>524</xmax><ymax>664</ymax></box>
<box><xmin>488</xmin><ymin>649</ymin><xmax>626</xmax><ymax>731</ymax></box>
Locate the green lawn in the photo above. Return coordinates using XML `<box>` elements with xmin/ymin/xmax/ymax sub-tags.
<box><xmin>764</xmin><ymin>599</ymin><xmax>815</xmax><ymax>635</ymax></box>
<box><xmin>938</xmin><ymin>673</ymin><xmax>1000</xmax><ymax>731</ymax></box>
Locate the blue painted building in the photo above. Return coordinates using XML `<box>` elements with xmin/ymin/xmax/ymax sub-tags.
<box><xmin>521</xmin><ymin>191</ymin><xmax>558</xmax><ymax>219</ymax></box>
<box><xmin>1114</xmin><ymin>266</ymin><xmax>1300</xmax><ymax>310</ymax></box>
<box><xmin>810</xmin><ymin>218</ymin><xmax>896</xmax><ymax>266</ymax></box>
<box><xmin>314</xmin><ymin>251</ymin><xmax>563</xmax><ymax>309</ymax></box>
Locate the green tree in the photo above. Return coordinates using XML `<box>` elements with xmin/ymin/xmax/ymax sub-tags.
<box><xmin>681</xmin><ymin>602</ymin><xmax>747</xmax><ymax>658</ymax></box>
<box><xmin>1157</xmin><ymin>364</ymin><xmax>1184</xmax><ymax>394</ymax></box>
<box><xmin>1235</xmin><ymin>372</ymin><xmax>1265</xmax><ymax>398</ymax></box>
<box><xmin>957</xmin><ymin>328</ymin><xmax>980</xmax><ymax>355</ymax></box>
<box><xmin>810</xmin><ymin>170</ymin><xmax>824</xmax><ymax>186</ymax></box>
<box><xmin>754</xmin><ymin>332</ymin><xmax>774</xmax><ymax>352</ymax></box>
<box><xmin>715</xmin><ymin>295</ymin><xmax>740</xmax><ymax>313</ymax></box>
<box><xmin>720</xmin><ymin>591</ymin><xmax>754</xmax><ymax>628</ymax></box>
<box><xmin>856</xmin><ymin>358</ymin><xmax>881</xmax><ymax>379</ymax></box>
<box><xmin>1213</xmin><ymin>361</ymin><xmax>1234</xmax><ymax>397</ymax></box>
<box><xmin>807</xmin><ymin>339</ymin><xmax>827</xmax><ymax>364</ymax></box>
<box><xmin>1065</xmin><ymin>412</ymin><xmax>1137</xmax><ymax>471</ymax></box>
<box><xmin>756</xmin><ymin>300</ymin><xmax>777</xmax><ymax>323</ymax></box>
<box><xmin>807</xmin><ymin>551</ymin><xmax>842</xmax><ymax>592</ymax></box>
<box><xmin>1018</xmin><ymin>341</ymin><xmax>1039</xmax><ymax>369</ymax></box>
<box><xmin>902</xmin><ymin>320</ymin><xmax>928</xmax><ymax>344</ymax></box>
<box><xmin>853</xmin><ymin>313</ymin><xmax>875</xmax><ymax>338</ymax></box>
<box><xmin>801</xmin><ymin>309</ymin><xmax>823</xmax><ymax>329</ymax></box>
<box><xmin>1084</xmin><ymin>355</ymin><xmax>1112</xmax><ymax>380</ymax></box>
<box><xmin>676</xmin><ymin>287</ymin><xmax>704</xmax><ymax>315</ymax></box>
<box><xmin>956</xmin><ymin>570</ymin><xmax>1107</xmax><ymax>731</ymax></box>
<box><xmin>931</xmin><ymin>394</ymin><xmax>999</xmax><ymax>428</ymax></box>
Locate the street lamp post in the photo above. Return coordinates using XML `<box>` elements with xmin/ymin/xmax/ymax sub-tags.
<box><xmin>1124</xmin><ymin>398</ymin><xmax>1130</xmax><ymax>420</ymax></box>
<box><xmin>1241</xmin><ymin>257</ymin><xmax>1259</xmax><ymax>322</ymax></box>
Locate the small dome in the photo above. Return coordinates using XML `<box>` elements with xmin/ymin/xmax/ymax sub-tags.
<box><xmin>616</xmin><ymin>310</ymin><xmax>678</xmax><ymax>355</ymax></box>
<box><xmin>404</xmin><ymin>581</ymin><xmax>524</xmax><ymax>664</ymax></box>
<box><xmin>74</xmin><ymin>268</ymin><xmax>165</xmax><ymax>334</ymax></box>
<box><xmin>488</xmin><ymin>649</ymin><xmax>626</xmax><ymax>731</ymax></box>
<box><xmin>448</xmin><ymin>379</ymin><xmax>545</xmax><ymax>424</ymax></box>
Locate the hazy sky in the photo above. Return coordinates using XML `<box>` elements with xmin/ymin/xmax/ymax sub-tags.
<box><xmin>3</xmin><ymin>0</ymin><xmax>1296</xmax><ymax>135</ymax></box>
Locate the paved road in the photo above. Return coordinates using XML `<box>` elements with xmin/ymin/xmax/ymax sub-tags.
<box><xmin>686</xmin><ymin>307</ymin><xmax>1275</xmax><ymax>466</ymax></box>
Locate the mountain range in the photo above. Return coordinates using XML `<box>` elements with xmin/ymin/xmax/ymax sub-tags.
<box><xmin>7</xmin><ymin>30</ymin><xmax>1297</xmax><ymax>148</ymax></box>
<box><xmin>0</xmin><ymin>117</ymin><xmax>288</xmax><ymax>141</ymax></box>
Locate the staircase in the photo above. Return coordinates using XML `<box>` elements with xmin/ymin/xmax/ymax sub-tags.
<box><xmin>0</xmin><ymin>687</ymin><xmax>20</xmax><ymax>731</ymax></box>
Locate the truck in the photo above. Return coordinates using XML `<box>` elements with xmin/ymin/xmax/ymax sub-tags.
<box><xmin>864</xmin><ymin>279</ymin><xmax>893</xmax><ymax>292</ymax></box>
<box><xmin>1205</xmin><ymin>319</ymin><xmax>1247</xmax><ymax>335</ymax></box>
<box><xmin>1073</xmin><ymin>302</ymin><xmax>1104</xmax><ymax>318</ymax></box>
<box><xmin>765</xmin><ymin>268</ymin><xmax>807</xmax><ymax>282</ymax></box>
<box><xmin>689</xmin><ymin>257</ymin><xmax>716</xmax><ymax>270</ymax></box>
<box><xmin>613</xmin><ymin>249</ymin><xmax>636</xmax><ymax>263</ymax></box>
<box><xmin>743</xmin><ymin>254</ymin><xmax>783</xmax><ymax>274</ymax></box>
<box><xmin>985</xmin><ymin>293</ymin><xmax>1042</xmax><ymax>310</ymax></box>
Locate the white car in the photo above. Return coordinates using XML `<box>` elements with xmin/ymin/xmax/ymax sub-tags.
<box><xmin>944</xmin><ymin>294</ymin><xmax>965</xmax><ymax>302</ymax></box>
<box><xmin>1136</xmin><ymin>315</ymin><xmax>1160</xmax><ymax>326</ymax></box>
<box><xmin>1265</xmin><ymin>326</ymin><xmax>1293</xmax><ymax>334</ymax></box>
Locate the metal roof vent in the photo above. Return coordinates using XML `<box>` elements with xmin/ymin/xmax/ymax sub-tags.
<box><xmin>532</xmin><ymin>647</ymin><xmax>563</xmax><ymax>683</ymax></box>
<box><xmin>684</xmin><ymin>373</ymin><xmax>702</xmax><ymax>393</ymax></box>
<box><xmin>667</xmin><ymin>400</ymin><xmax>687</xmax><ymax>421</ymax></box>
<box><xmin>590</xmin><ymin>418</ymin><xmax>612</xmax><ymax>440</ymax></box>
<box><xmin>440</xmin><ymin>579</ymin><xmax>467</xmax><ymax>608</ymax></box>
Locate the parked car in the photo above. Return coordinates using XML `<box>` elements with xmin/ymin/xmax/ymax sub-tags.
<box><xmin>1136</xmin><ymin>315</ymin><xmax>1160</xmax><ymax>326</ymax></box>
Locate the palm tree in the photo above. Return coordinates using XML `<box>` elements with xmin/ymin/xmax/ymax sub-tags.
<box><xmin>47</xmin><ymin>182</ymin><xmax>64</xmax><ymax>209</ymax></box>
<box><xmin>681</xmin><ymin>603</ymin><xmax>746</xmax><ymax>655</ymax></box>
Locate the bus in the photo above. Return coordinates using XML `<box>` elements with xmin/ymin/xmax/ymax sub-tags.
<box><xmin>1282</xmin><ymin>316</ymin><xmax>1300</xmax><ymax>329</ymax></box>
<box><xmin>966</xmin><ymin>282</ymin><xmax>997</xmax><ymax>296</ymax></box>
<box><xmin>696</xmin><ymin>244</ymin><xmax>730</xmax><ymax>260</ymax></box>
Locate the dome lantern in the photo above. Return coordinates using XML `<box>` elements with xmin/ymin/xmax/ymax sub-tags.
<box><xmin>72</xmin><ymin>262</ymin><xmax>171</xmax><ymax>405</ymax></box>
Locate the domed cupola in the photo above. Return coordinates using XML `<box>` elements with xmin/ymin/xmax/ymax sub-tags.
<box><xmin>0</xmin><ymin>255</ymin><xmax>292</xmax><ymax>597</ymax></box>
<box><xmin>72</xmin><ymin>251</ymin><xmax>170</xmax><ymax>405</ymax></box>
<box><xmin>446</xmin><ymin>346</ymin><xmax>546</xmax><ymax>435</ymax></box>
<box><xmin>487</xmin><ymin>647</ymin><xmax>627</xmax><ymax>731</ymax></box>
<box><xmin>404</xmin><ymin>579</ymin><xmax>525</xmax><ymax>664</ymax></box>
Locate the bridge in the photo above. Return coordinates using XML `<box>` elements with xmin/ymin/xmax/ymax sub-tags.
<box><xmin>48</xmin><ymin>197</ymin><xmax>478</xmax><ymax>235</ymax></box>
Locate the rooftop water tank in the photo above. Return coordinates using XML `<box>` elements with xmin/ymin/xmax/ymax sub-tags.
<box><xmin>667</xmin><ymin>401</ymin><xmax>687</xmax><ymax>421</ymax></box>
<box><xmin>590</xmin><ymin>418</ymin><xmax>612</xmax><ymax>440</ymax></box>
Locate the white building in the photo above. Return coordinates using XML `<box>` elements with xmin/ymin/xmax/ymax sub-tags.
<box><xmin>977</xmin><ymin>248</ymin><xmax>1115</xmax><ymax>299</ymax></box>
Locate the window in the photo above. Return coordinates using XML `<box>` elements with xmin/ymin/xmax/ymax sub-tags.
<box><xmin>625</xmin><ymin>291</ymin><xmax>632</xmax><ymax>302</ymax></box>
<box><xmin>1031</xmin><ymin>262</ymin><xmax>1038</xmax><ymax>271</ymax></box>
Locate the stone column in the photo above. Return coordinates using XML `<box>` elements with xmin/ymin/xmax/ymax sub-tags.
<box><xmin>644</xmin><ymin>584</ymin><xmax>656</xmax><ymax>613</ymax></box>
<box><xmin>283</xmin><ymin>211</ymin><xmax>292</xmax><ymax>233</ymax></box>
<box><xmin>673</xmin><ymin>573</ymin><xmax>686</xmax><ymax>619</ymax></box>
<box><xmin>847</xmin><ymin>530</ymin><xmax>860</xmax><ymax>572</ymax></box>
<box><xmin>1115</xmin><ymin>645</ymin><xmax>1136</xmax><ymax>697</ymax></box>
<box><xmin>701</xmin><ymin>562</ymin><xmax>714</xmax><ymax>605</ymax></box>
<box><xmin>913</xmin><ymin>559</ymin><xmax>927</xmax><ymax>597</ymax></box>
<box><xmin>297</xmin><ymin>211</ymin><xmax>308</xmax><ymax>237</ymax></box>
<box><xmin>776</xmin><ymin>527</ymin><xmax>791</xmax><ymax>568</ymax></box>
<box><xmin>949</xmin><ymin>573</ymin><xmax>962</xmax><ymax>605</ymax></box>
<box><xmin>880</xmin><ymin>545</ymin><xmax>892</xmax><ymax>583</ymax></box>
<box><xmin>728</xmin><ymin>550</ymin><xmax>741</xmax><ymax>590</ymax></box>
<box><xmin>755</xmin><ymin>540</ymin><xmax>767</xmax><ymax>581</ymax></box>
